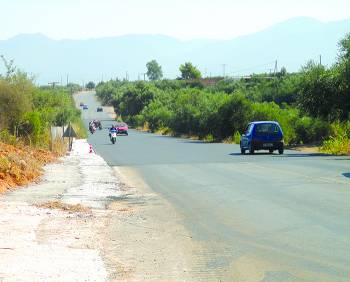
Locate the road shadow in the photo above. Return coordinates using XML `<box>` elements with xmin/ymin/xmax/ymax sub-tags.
<box><xmin>151</xmin><ymin>134</ymin><xmax>222</xmax><ymax>144</ymax></box>
<box><xmin>179</xmin><ymin>140</ymin><xmax>226</xmax><ymax>144</ymax></box>
<box><xmin>343</xmin><ymin>173</ymin><xmax>350</xmax><ymax>178</ymax></box>
<box><xmin>229</xmin><ymin>152</ymin><xmax>331</xmax><ymax>157</ymax></box>
<box><xmin>230</xmin><ymin>152</ymin><xmax>272</xmax><ymax>156</ymax></box>
<box><xmin>180</xmin><ymin>140</ymin><xmax>208</xmax><ymax>144</ymax></box>
<box><xmin>276</xmin><ymin>153</ymin><xmax>331</xmax><ymax>157</ymax></box>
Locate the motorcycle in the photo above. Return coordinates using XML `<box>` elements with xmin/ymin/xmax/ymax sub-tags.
<box><xmin>94</xmin><ymin>120</ymin><xmax>102</xmax><ymax>130</ymax></box>
<box><xmin>89</xmin><ymin>124</ymin><xmax>96</xmax><ymax>134</ymax></box>
<box><xmin>110</xmin><ymin>132</ymin><xmax>117</xmax><ymax>144</ymax></box>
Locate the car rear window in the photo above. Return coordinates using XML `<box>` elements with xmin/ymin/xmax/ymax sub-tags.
<box><xmin>254</xmin><ymin>123</ymin><xmax>280</xmax><ymax>136</ymax></box>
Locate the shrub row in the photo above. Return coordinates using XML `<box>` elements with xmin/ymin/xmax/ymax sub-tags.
<box><xmin>96</xmin><ymin>80</ymin><xmax>330</xmax><ymax>144</ymax></box>
<box><xmin>0</xmin><ymin>71</ymin><xmax>84</xmax><ymax>148</ymax></box>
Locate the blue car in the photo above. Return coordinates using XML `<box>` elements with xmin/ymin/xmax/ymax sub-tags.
<box><xmin>240</xmin><ymin>121</ymin><xmax>284</xmax><ymax>155</ymax></box>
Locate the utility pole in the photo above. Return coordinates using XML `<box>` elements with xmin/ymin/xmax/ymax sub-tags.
<box><xmin>66</xmin><ymin>74</ymin><xmax>69</xmax><ymax>87</ymax></box>
<box><xmin>142</xmin><ymin>73</ymin><xmax>147</xmax><ymax>81</ymax></box>
<box><xmin>222</xmin><ymin>64</ymin><xmax>227</xmax><ymax>78</ymax></box>
<box><xmin>319</xmin><ymin>54</ymin><xmax>322</xmax><ymax>66</ymax></box>
<box><xmin>273</xmin><ymin>60</ymin><xmax>278</xmax><ymax>76</ymax></box>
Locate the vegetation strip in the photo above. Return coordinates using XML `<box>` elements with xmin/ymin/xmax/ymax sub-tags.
<box><xmin>0</xmin><ymin>57</ymin><xmax>87</xmax><ymax>191</ymax></box>
<box><xmin>96</xmin><ymin>34</ymin><xmax>350</xmax><ymax>155</ymax></box>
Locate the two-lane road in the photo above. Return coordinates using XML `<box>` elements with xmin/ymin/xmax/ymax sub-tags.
<box><xmin>77</xmin><ymin>91</ymin><xmax>350</xmax><ymax>281</ymax></box>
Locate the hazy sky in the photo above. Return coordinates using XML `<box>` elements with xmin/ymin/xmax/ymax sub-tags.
<box><xmin>0</xmin><ymin>0</ymin><xmax>350</xmax><ymax>40</ymax></box>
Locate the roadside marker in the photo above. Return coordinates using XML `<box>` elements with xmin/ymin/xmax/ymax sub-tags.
<box><xmin>89</xmin><ymin>144</ymin><xmax>94</xmax><ymax>154</ymax></box>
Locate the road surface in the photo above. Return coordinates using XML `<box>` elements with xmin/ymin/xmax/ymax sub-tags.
<box><xmin>77</xmin><ymin>91</ymin><xmax>350</xmax><ymax>281</ymax></box>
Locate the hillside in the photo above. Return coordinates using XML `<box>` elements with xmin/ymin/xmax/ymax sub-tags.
<box><xmin>0</xmin><ymin>17</ymin><xmax>349</xmax><ymax>83</ymax></box>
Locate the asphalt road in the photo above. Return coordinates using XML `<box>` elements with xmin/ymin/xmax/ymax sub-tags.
<box><xmin>77</xmin><ymin>91</ymin><xmax>350</xmax><ymax>281</ymax></box>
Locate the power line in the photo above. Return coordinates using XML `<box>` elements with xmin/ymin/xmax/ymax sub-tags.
<box><xmin>48</xmin><ymin>81</ymin><xmax>60</xmax><ymax>89</ymax></box>
<box><xmin>230</xmin><ymin>61</ymin><xmax>276</xmax><ymax>75</ymax></box>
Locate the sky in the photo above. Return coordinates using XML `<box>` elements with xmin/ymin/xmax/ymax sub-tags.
<box><xmin>0</xmin><ymin>0</ymin><xmax>350</xmax><ymax>40</ymax></box>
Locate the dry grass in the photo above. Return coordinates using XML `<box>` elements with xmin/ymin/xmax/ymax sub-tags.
<box><xmin>37</xmin><ymin>200</ymin><xmax>91</xmax><ymax>213</ymax></box>
<box><xmin>137</xmin><ymin>122</ymin><xmax>150</xmax><ymax>132</ymax></box>
<box><xmin>154</xmin><ymin>127</ymin><xmax>173</xmax><ymax>136</ymax></box>
<box><xmin>223</xmin><ymin>137</ymin><xmax>234</xmax><ymax>144</ymax></box>
<box><xmin>51</xmin><ymin>138</ymin><xmax>69</xmax><ymax>155</ymax></box>
<box><xmin>289</xmin><ymin>144</ymin><xmax>321</xmax><ymax>153</ymax></box>
<box><xmin>0</xmin><ymin>142</ymin><xmax>58</xmax><ymax>193</ymax></box>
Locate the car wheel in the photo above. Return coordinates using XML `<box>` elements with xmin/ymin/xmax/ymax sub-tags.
<box><xmin>125</xmin><ymin>132</ymin><xmax>128</xmax><ymax>136</ymax></box>
<box><xmin>249</xmin><ymin>144</ymin><xmax>255</xmax><ymax>155</ymax></box>
<box><xmin>279</xmin><ymin>147</ymin><xmax>284</xmax><ymax>155</ymax></box>
<box><xmin>241</xmin><ymin>148</ymin><xmax>245</xmax><ymax>155</ymax></box>
<box><xmin>269</xmin><ymin>149</ymin><xmax>273</xmax><ymax>154</ymax></box>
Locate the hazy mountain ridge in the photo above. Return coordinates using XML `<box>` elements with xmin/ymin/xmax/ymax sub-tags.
<box><xmin>0</xmin><ymin>17</ymin><xmax>349</xmax><ymax>84</ymax></box>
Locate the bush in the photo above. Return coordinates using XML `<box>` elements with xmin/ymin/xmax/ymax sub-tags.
<box><xmin>294</xmin><ymin>117</ymin><xmax>330</xmax><ymax>144</ymax></box>
<box><xmin>203</xmin><ymin>134</ymin><xmax>214</xmax><ymax>143</ymax></box>
<box><xmin>0</xmin><ymin>156</ymin><xmax>10</xmax><ymax>174</ymax></box>
<box><xmin>0</xmin><ymin>70</ymin><xmax>85</xmax><ymax>148</ymax></box>
<box><xmin>0</xmin><ymin>130</ymin><xmax>17</xmax><ymax>145</ymax></box>
<box><xmin>321</xmin><ymin>122</ymin><xmax>350</xmax><ymax>155</ymax></box>
<box><xmin>20</xmin><ymin>111</ymin><xmax>43</xmax><ymax>145</ymax></box>
<box><xmin>233</xmin><ymin>131</ymin><xmax>241</xmax><ymax>144</ymax></box>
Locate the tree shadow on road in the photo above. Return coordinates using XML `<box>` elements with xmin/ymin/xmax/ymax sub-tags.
<box><xmin>275</xmin><ymin>153</ymin><xmax>331</xmax><ymax>157</ymax></box>
<box><xmin>229</xmin><ymin>152</ymin><xmax>271</xmax><ymax>156</ymax></box>
<box><xmin>229</xmin><ymin>152</ymin><xmax>331</xmax><ymax>157</ymax></box>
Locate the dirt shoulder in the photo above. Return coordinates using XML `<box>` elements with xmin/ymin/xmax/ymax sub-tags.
<box><xmin>286</xmin><ymin>144</ymin><xmax>321</xmax><ymax>154</ymax></box>
<box><xmin>0</xmin><ymin>139</ymin><xmax>117</xmax><ymax>281</ymax></box>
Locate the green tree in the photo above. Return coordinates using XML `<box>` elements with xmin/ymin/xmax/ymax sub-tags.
<box><xmin>86</xmin><ymin>81</ymin><xmax>95</xmax><ymax>89</ymax></box>
<box><xmin>278</xmin><ymin>66</ymin><xmax>287</xmax><ymax>77</ymax></box>
<box><xmin>298</xmin><ymin>61</ymin><xmax>341</xmax><ymax>120</ymax></box>
<box><xmin>179</xmin><ymin>62</ymin><xmax>202</xmax><ymax>80</ymax></box>
<box><xmin>0</xmin><ymin>62</ymin><xmax>35</xmax><ymax>135</ymax></box>
<box><xmin>337</xmin><ymin>33</ymin><xmax>350</xmax><ymax>116</ymax></box>
<box><xmin>146</xmin><ymin>60</ymin><xmax>163</xmax><ymax>81</ymax></box>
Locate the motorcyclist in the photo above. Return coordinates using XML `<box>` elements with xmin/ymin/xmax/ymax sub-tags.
<box><xmin>89</xmin><ymin>121</ymin><xmax>96</xmax><ymax>134</ymax></box>
<box><xmin>95</xmin><ymin>120</ymin><xmax>102</xmax><ymax>130</ymax></box>
<box><xmin>109</xmin><ymin>125</ymin><xmax>118</xmax><ymax>139</ymax></box>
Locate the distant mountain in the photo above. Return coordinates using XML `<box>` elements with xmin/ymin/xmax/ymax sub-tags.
<box><xmin>0</xmin><ymin>17</ymin><xmax>349</xmax><ymax>84</ymax></box>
